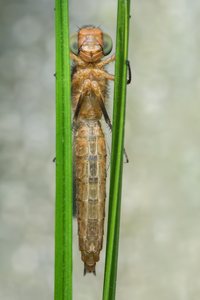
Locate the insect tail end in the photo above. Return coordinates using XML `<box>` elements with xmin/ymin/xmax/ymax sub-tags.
<box><xmin>83</xmin><ymin>263</ymin><xmax>96</xmax><ymax>276</ymax></box>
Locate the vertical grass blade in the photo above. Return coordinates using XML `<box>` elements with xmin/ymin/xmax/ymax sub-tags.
<box><xmin>54</xmin><ymin>0</ymin><xmax>72</xmax><ymax>299</ymax></box>
<box><xmin>103</xmin><ymin>0</ymin><xmax>131</xmax><ymax>299</ymax></box>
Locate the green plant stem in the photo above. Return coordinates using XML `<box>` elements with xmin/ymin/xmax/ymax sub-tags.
<box><xmin>54</xmin><ymin>0</ymin><xmax>72</xmax><ymax>299</ymax></box>
<box><xmin>103</xmin><ymin>1</ymin><xmax>130</xmax><ymax>299</ymax></box>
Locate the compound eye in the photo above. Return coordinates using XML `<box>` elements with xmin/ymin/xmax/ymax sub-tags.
<box><xmin>70</xmin><ymin>33</ymin><xmax>78</xmax><ymax>55</ymax></box>
<box><xmin>103</xmin><ymin>33</ymin><xmax>113</xmax><ymax>55</ymax></box>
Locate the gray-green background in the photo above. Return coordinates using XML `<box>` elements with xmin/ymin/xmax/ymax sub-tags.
<box><xmin>0</xmin><ymin>0</ymin><xmax>200</xmax><ymax>299</ymax></box>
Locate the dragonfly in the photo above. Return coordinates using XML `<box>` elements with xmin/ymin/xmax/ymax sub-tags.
<box><xmin>70</xmin><ymin>25</ymin><xmax>131</xmax><ymax>275</ymax></box>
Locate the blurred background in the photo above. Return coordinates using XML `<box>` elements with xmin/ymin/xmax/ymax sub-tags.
<box><xmin>0</xmin><ymin>0</ymin><xmax>200</xmax><ymax>299</ymax></box>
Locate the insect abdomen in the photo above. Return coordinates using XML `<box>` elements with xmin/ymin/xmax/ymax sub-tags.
<box><xmin>75</xmin><ymin>120</ymin><xmax>106</xmax><ymax>274</ymax></box>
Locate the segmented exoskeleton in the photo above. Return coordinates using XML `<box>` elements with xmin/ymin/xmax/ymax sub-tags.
<box><xmin>70</xmin><ymin>25</ymin><xmax>116</xmax><ymax>275</ymax></box>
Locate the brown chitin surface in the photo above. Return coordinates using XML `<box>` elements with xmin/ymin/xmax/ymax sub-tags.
<box><xmin>71</xmin><ymin>26</ymin><xmax>115</xmax><ymax>273</ymax></box>
<box><xmin>74</xmin><ymin>120</ymin><xmax>106</xmax><ymax>273</ymax></box>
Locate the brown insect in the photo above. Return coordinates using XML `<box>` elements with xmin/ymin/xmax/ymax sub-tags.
<box><xmin>70</xmin><ymin>25</ymin><xmax>115</xmax><ymax>275</ymax></box>
<box><xmin>70</xmin><ymin>25</ymin><xmax>130</xmax><ymax>275</ymax></box>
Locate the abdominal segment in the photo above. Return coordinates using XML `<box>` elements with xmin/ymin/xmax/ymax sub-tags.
<box><xmin>74</xmin><ymin>120</ymin><xmax>106</xmax><ymax>274</ymax></box>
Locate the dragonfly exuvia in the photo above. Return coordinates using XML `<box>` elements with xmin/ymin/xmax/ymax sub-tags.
<box><xmin>70</xmin><ymin>25</ymin><xmax>131</xmax><ymax>275</ymax></box>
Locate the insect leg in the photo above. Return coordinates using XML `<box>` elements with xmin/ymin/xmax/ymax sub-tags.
<box><xmin>96</xmin><ymin>54</ymin><xmax>115</xmax><ymax>68</ymax></box>
<box><xmin>104</xmin><ymin>73</ymin><xmax>115</xmax><ymax>81</ymax></box>
<box><xmin>84</xmin><ymin>265</ymin><xmax>86</xmax><ymax>276</ymax></box>
<box><xmin>126</xmin><ymin>60</ymin><xmax>132</xmax><ymax>84</ymax></box>
<box><xmin>95</xmin><ymin>70</ymin><xmax>114</xmax><ymax>81</ymax></box>
<box><xmin>73</xmin><ymin>93</ymin><xmax>84</xmax><ymax>124</ymax></box>
<box><xmin>97</xmin><ymin>96</ymin><xmax>112</xmax><ymax>130</ymax></box>
<box><xmin>123</xmin><ymin>149</ymin><xmax>129</xmax><ymax>163</ymax></box>
<box><xmin>70</xmin><ymin>52</ymin><xmax>85</xmax><ymax>66</ymax></box>
<box><xmin>96</xmin><ymin>95</ymin><xmax>129</xmax><ymax>163</ymax></box>
<box><xmin>97</xmin><ymin>58</ymin><xmax>131</xmax><ymax>84</ymax></box>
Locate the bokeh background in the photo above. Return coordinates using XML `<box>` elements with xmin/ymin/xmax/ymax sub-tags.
<box><xmin>0</xmin><ymin>0</ymin><xmax>200</xmax><ymax>299</ymax></box>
